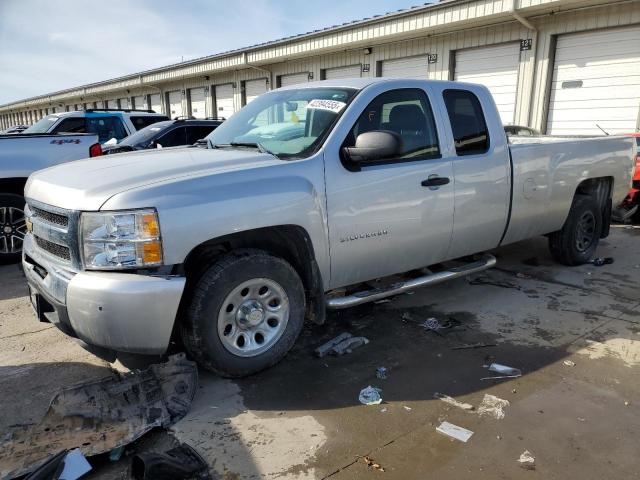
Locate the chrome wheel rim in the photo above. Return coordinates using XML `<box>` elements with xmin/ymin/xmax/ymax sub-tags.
<box><xmin>217</xmin><ymin>277</ymin><xmax>289</xmax><ymax>357</ymax></box>
<box><xmin>0</xmin><ymin>206</ymin><xmax>27</xmax><ymax>255</ymax></box>
<box><xmin>575</xmin><ymin>211</ymin><xmax>596</xmax><ymax>253</ymax></box>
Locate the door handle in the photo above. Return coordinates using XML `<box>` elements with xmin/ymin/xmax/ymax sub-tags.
<box><xmin>421</xmin><ymin>176</ymin><xmax>450</xmax><ymax>187</ymax></box>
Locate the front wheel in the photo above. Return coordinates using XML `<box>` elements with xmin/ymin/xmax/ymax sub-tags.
<box><xmin>548</xmin><ymin>195</ymin><xmax>602</xmax><ymax>266</ymax></box>
<box><xmin>0</xmin><ymin>194</ymin><xmax>27</xmax><ymax>265</ymax></box>
<box><xmin>181</xmin><ymin>250</ymin><xmax>305</xmax><ymax>377</ymax></box>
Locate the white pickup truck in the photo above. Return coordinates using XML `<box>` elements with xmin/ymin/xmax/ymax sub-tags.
<box><xmin>0</xmin><ymin>132</ymin><xmax>101</xmax><ymax>263</ymax></box>
<box><xmin>22</xmin><ymin>79</ymin><xmax>635</xmax><ymax>377</ymax></box>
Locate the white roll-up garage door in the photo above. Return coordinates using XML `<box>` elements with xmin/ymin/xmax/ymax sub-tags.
<box><xmin>189</xmin><ymin>87</ymin><xmax>206</xmax><ymax>118</ymax></box>
<box><xmin>381</xmin><ymin>56</ymin><xmax>429</xmax><ymax>79</ymax></box>
<box><xmin>454</xmin><ymin>43</ymin><xmax>520</xmax><ymax>125</ymax></box>
<box><xmin>106</xmin><ymin>99</ymin><xmax>117</xmax><ymax>109</ymax></box>
<box><xmin>119</xmin><ymin>98</ymin><xmax>130</xmax><ymax>109</ymax></box>
<box><xmin>168</xmin><ymin>91</ymin><xmax>183</xmax><ymax>118</ymax></box>
<box><xmin>279</xmin><ymin>73</ymin><xmax>309</xmax><ymax>87</ymax></box>
<box><xmin>324</xmin><ymin>65</ymin><xmax>362</xmax><ymax>80</ymax></box>
<box><xmin>244</xmin><ymin>78</ymin><xmax>268</xmax><ymax>105</ymax></box>
<box><xmin>547</xmin><ymin>26</ymin><xmax>640</xmax><ymax>135</ymax></box>
<box><xmin>150</xmin><ymin>94</ymin><xmax>162</xmax><ymax>114</ymax></box>
<box><xmin>214</xmin><ymin>84</ymin><xmax>235</xmax><ymax>120</ymax></box>
<box><xmin>133</xmin><ymin>95</ymin><xmax>147</xmax><ymax>110</ymax></box>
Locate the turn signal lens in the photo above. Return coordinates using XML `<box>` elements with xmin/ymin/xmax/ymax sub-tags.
<box><xmin>141</xmin><ymin>241</ymin><xmax>163</xmax><ymax>264</ymax></box>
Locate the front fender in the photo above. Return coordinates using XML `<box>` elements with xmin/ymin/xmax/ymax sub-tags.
<box><xmin>100</xmin><ymin>154</ymin><xmax>331</xmax><ymax>283</ymax></box>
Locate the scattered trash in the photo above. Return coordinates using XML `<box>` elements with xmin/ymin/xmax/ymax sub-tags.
<box><xmin>518</xmin><ymin>450</ymin><xmax>536</xmax><ymax>470</ymax></box>
<box><xmin>624</xmin><ymin>401</ymin><xmax>630</xmax><ymax>406</ymax></box>
<box><xmin>403</xmin><ymin>405</ymin><xmax>412</xmax><ymax>411</ymax></box>
<box><xmin>420</xmin><ymin>317</ymin><xmax>465</xmax><ymax>335</ymax></box>
<box><xmin>563</xmin><ymin>360</ymin><xmax>576</xmax><ymax>367</ymax></box>
<box><xmin>488</xmin><ymin>363</ymin><xmax>522</xmax><ymax>376</ymax></box>
<box><xmin>421</xmin><ymin>317</ymin><xmax>444</xmax><ymax>331</ymax></box>
<box><xmin>362</xmin><ymin>455</ymin><xmax>385</xmax><ymax>472</ymax></box>
<box><xmin>436</xmin><ymin>421</ymin><xmax>474</xmax><ymax>443</ymax></box>
<box><xmin>451</xmin><ymin>342</ymin><xmax>496</xmax><ymax>350</ymax></box>
<box><xmin>577</xmin><ymin>417</ymin><xmax>586</xmax><ymax>422</ymax></box>
<box><xmin>434</xmin><ymin>393</ymin><xmax>474</xmax><ymax>411</ymax></box>
<box><xmin>380</xmin><ymin>408</ymin><xmax>388</xmax><ymax>413</ymax></box>
<box><xmin>592</xmin><ymin>257</ymin><xmax>614</xmax><ymax>266</ymax></box>
<box><xmin>359</xmin><ymin>386</ymin><xmax>383</xmax><ymax>405</ymax></box>
<box><xmin>58</xmin><ymin>449</ymin><xmax>92</xmax><ymax>480</ymax></box>
<box><xmin>132</xmin><ymin>443</ymin><xmax>209</xmax><ymax>480</ymax></box>
<box><xmin>25</xmin><ymin>448</ymin><xmax>92</xmax><ymax>480</ymax></box>
<box><xmin>315</xmin><ymin>333</ymin><xmax>369</xmax><ymax>357</ymax></box>
<box><xmin>1</xmin><ymin>354</ymin><xmax>198</xmax><ymax>479</ymax></box>
<box><xmin>109</xmin><ymin>445</ymin><xmax>125</xmax><ymax>462</ymax></box>
<box><xmin>477</xmin><ymin>394</ymin><xmax>510</xmax><ymax>420</ymax></box>
<box><xmin>376</xmin><ymin>367</ymin><xmax>388</xmax><ymax>380</ymax></box>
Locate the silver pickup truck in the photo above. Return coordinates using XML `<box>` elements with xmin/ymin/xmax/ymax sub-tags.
<box><xmin>22</xmin><ymin>79</ymin><xmax>635</xmax><ymax>377</ymax></box>
<box><xmin>0</xmin><ymin>132</ymin><xmax>101</xmax><ymax>264</ymax></box>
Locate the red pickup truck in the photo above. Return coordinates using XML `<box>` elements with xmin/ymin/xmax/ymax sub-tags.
<box><xmin>613</xmin><ymin>133</ymin><xmax>640</xmax><ymax>222</ymax></box>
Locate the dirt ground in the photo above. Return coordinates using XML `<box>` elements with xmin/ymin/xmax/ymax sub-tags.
<box><xmin>1</xmin><ymin>226</ymin><xmax>639</xmax><ymax>479</ymax></box>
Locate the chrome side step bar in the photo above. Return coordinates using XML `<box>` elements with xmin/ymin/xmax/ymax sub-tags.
<box><xmin>326</xmin><ymin>253</ymin><xmax>497</xmax><ymax>310</ymax></box>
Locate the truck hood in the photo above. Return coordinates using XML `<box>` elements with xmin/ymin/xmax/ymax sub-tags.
<box><xmin>25</xmin><ymin>147</ymin><xmax>283</xmax><ymax>211</ymax></box>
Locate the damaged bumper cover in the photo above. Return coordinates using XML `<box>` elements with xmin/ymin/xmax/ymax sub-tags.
<box><xmin>22</xmin><ymin>233</ymin><xmax>186</xmax><ymax>355</ymax></box>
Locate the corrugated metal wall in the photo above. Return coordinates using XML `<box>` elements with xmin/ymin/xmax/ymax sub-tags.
<box><xmin>1</xmin><ymin>1</ymin><xmax>639</xmax><ymax>131</ymax></box>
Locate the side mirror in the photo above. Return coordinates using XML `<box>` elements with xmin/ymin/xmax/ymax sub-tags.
<box><xmin>343</xmin><ymin>131</ymin><xmax>402</xmax><ymax>163</ymax></box>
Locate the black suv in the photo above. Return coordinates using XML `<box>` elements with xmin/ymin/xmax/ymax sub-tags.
<box><xmin>102</xmin><ymin>118</ymin><xmax>223</xmax><ymax>154</ymax></box>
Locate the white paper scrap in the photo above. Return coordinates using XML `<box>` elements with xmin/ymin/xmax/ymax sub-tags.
<box><xmin>436</xmin><ymin>421</ymin><xmax>474</xmax><ymax>443</ymax></box>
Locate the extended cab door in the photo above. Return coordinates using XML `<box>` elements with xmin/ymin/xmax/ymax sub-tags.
<box><xmin>435</xmin><ymin>87</ymin><xmax>511</xmax><ymax>258</ymax></box>
<box><xmin>324</xmin><ymin>85</ymin><xmax>454</xmax><ymax>289</ymax></box>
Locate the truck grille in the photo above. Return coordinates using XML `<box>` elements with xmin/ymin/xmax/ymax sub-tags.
<box><xmin>31</xmin><ymin>206</ymin><xmax>68</xmax><ymax>227</ymax></box>
<box><xmin>27</xmin><ymin>202</ymin><xmax>76</xmax><ymax>264</ymax></box>
<box><xmin>35</xmin><ymin>237</ymin><xmax>71</xmax><ymax>260</ymax></box>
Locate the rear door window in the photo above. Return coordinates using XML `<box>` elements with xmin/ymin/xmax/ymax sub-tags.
<box><xmin>186</xmin><ymin>125</ymin><xmax>218</xmax><ymax>144</ymax></box>
<box><xmin>157</xmin><ymin>127</ymin><xmax>187</xmax><ymax>147</ymax></box>
<box><xmin>443</xmin><ymin>89</ymin><xmax>489</xmax><ymax>156</ymax></box>
<box><xmin>130</xmin><ymin>115</ymin><xmax>169</xmax><ymax>130</ymax></box>
<box><xmin>51</xmin><ymin>117</ymin><xmax>86</xmax><ymax>133</ymax></box>
<box><xmin>86</xmin><ymin>117</ymin><xmax>128</xmax><ymax>143</ymax></box>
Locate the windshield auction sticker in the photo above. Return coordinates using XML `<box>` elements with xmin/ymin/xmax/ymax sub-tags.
<box><xmin>306</xmin><ymin>99</ymin><xmax>346</xmax><ymax>113</ymax></box>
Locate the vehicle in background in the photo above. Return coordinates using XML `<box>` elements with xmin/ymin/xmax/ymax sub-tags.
<box><xmin>612</xmin><ymin>133</ymin><xmax>640</xmax><ymax>222</ymax></box>
<box><xmin>1</xmin><ymin>125</ymin><xmax>29</xmax><ymax>134</ymax></box>
<box><xmin>22</xmin><ymin>79</ymin><xmax>635</xmax><ymax>377</ymax></box>
<box><xmin>0</xmin><ymin>132</ymin><xmax>102</xmax><ymax>264</ymax></box>
<box><xmin>22</xmin><ymin>109</ymin><xmax>168</xmax><ymax>144</ymax></box>
<box><xmin>504</xmin><ymin>125</ymin><xmax>540</xmax><ymax>137</ymax></box>
<box><xmin>102</xmin><ymin>118</ymin><xmax>223</xmax><ymax>155</ymax></box>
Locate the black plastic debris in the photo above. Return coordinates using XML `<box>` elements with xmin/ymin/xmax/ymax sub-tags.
<box><xmin>592</xmin><ymin>257</ymin><xmax>614</xmax><ymax>266</ymax></box>
<box><xmin>131</xmin><ymin>443</ymin><xmax>209</xmax><ymax>480</ymax></box>
<box><xmin>315</xmin><ymin>333</ymin><xmax>369</xmax><ymax>357</ymax></box>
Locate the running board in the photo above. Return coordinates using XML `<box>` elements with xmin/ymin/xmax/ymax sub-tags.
<box><xmin>326</xmin><ymin>253</ymin><xmax>497</xmax><ymax>310</ymax></box>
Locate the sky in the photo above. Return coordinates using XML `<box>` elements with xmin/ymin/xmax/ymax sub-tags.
<box><xmin>0</xmin><ymin>0</ymin><xmax>430</xmax><ymax>105</ymax></box>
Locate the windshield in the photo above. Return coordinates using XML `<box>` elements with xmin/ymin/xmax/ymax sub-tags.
<box><xmin>206</xmin><ymin>87</ymin><xmax>357</xmax><ymax>158</ymax></box>
<box><xmin>118</xmin><ymin>121</ymin><xmax>172</xmax><ymax>146</ymax></box>
<box><xmin>23</xmin><ymin>115</ymin><xmax>59</xmax><ymax>134</ymax></box>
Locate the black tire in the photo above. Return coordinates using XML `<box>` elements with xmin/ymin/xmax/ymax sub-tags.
<box><xmin>0</xmin><ymin>193</ymin><xmax>26</xmax><ymax>265</ymax></box>
<box><xmin>548</xmin><ymin>195</ymin><xmax>602</xmax><ymax>266</ymax></box>
<box><xmin>180</xmin><ymin>249</ymin><xmax>305</xmax><ymax>377</ymax></box>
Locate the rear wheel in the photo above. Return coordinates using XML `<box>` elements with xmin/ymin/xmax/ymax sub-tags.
<box><xmin>0</xmin><ymin>194</ymin><xmax>27</xmax><ymax>265</ymax></box>
<box><xmin>548</xmin><ymin>195</ymin><xmax>602</xmax><ymax>266</ymax></box>
<box><xmin>181</xmin><ymin>250</ymin><xmax>305</xmax><ymax>377</ymax></box>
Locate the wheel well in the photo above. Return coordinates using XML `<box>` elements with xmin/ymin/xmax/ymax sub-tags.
<box><xmin>575</xmin><ymin>177</ymin><xmax>613</xmax><ymax>238</ymax></box>
<box><xmin>181</xmin><ymin>225</ymin><xmax>326</xmax><ymax>324</ymax></box>
<box><xmin>0</xmin><ymin>178</ymin><xmax>28</xmax><ymax>197</ymax></box>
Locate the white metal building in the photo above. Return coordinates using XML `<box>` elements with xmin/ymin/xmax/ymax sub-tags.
<box><xmin>1</xmin><ymin>0</ymin><xmax>639</xmax><ymax>136</ymax></box>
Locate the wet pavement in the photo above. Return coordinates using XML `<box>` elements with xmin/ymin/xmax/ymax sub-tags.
<box><xmin>1</xmin><ymin>225</ymin><xmax>639</xmax><ymax>479</ymax></box>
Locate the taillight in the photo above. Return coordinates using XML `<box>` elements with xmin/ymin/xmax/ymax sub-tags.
<box><xmin>89</xmin><ymin>143</ymin><xmax>102</xmax><ymax>157</ymax></box>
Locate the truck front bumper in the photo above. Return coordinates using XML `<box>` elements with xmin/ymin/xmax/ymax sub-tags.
<box><xmin>22</xmin><ymin>233</ymin><xmax>186</xmax><ymax>355</ymax></box>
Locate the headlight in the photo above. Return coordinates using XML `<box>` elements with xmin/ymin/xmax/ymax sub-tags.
<box><xmin>80</xmin><ymin>209</ymin><xmax>163</xmax><ymax>270</ymax></box>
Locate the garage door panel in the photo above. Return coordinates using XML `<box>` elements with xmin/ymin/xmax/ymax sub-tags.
<box><xmin>381</xmin><ymin>56</ymin><xmax>429</xmax><ymax>79</ymax></box>
<box><xmin>150</xmin><ymin>94</ymin><xmax>162</xmax><ymax>113</ymax></box>
<box><xmin>245</xmin><ymin>79</ymin><xmax>267</xmax><ymax>104</ymax></box>
<box><xmin>547</xmin><ymin>25</ymin><xmax>640</xmax><ymax>135</ymax></box>
<box><xmin>280</xmin><ymin>73</ymin><xmax>309</xmax><ymax>87</ymax></box>
<box><xmin>324</xmin><ymin>65</ymin><xmax>361</xmax><ymax>79</ymax></box>
<box><xmin>215</xmin><ymin>84</ymin><xmax>235</xmax><ymax>120</ymax></box>
<box><xmin>455</xmin><ymin>43</ymin><xmax>519</xmax><ymax>125</ymax></box>
<box><xmin>168</xmin><ymin>91</ymin><xmax>183</xmax><ymax>118</ymax></box>
<box><xmin>189</xmin><ymin>88</ymin><xmax>206</xmax><ymax>118</ymax></box>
